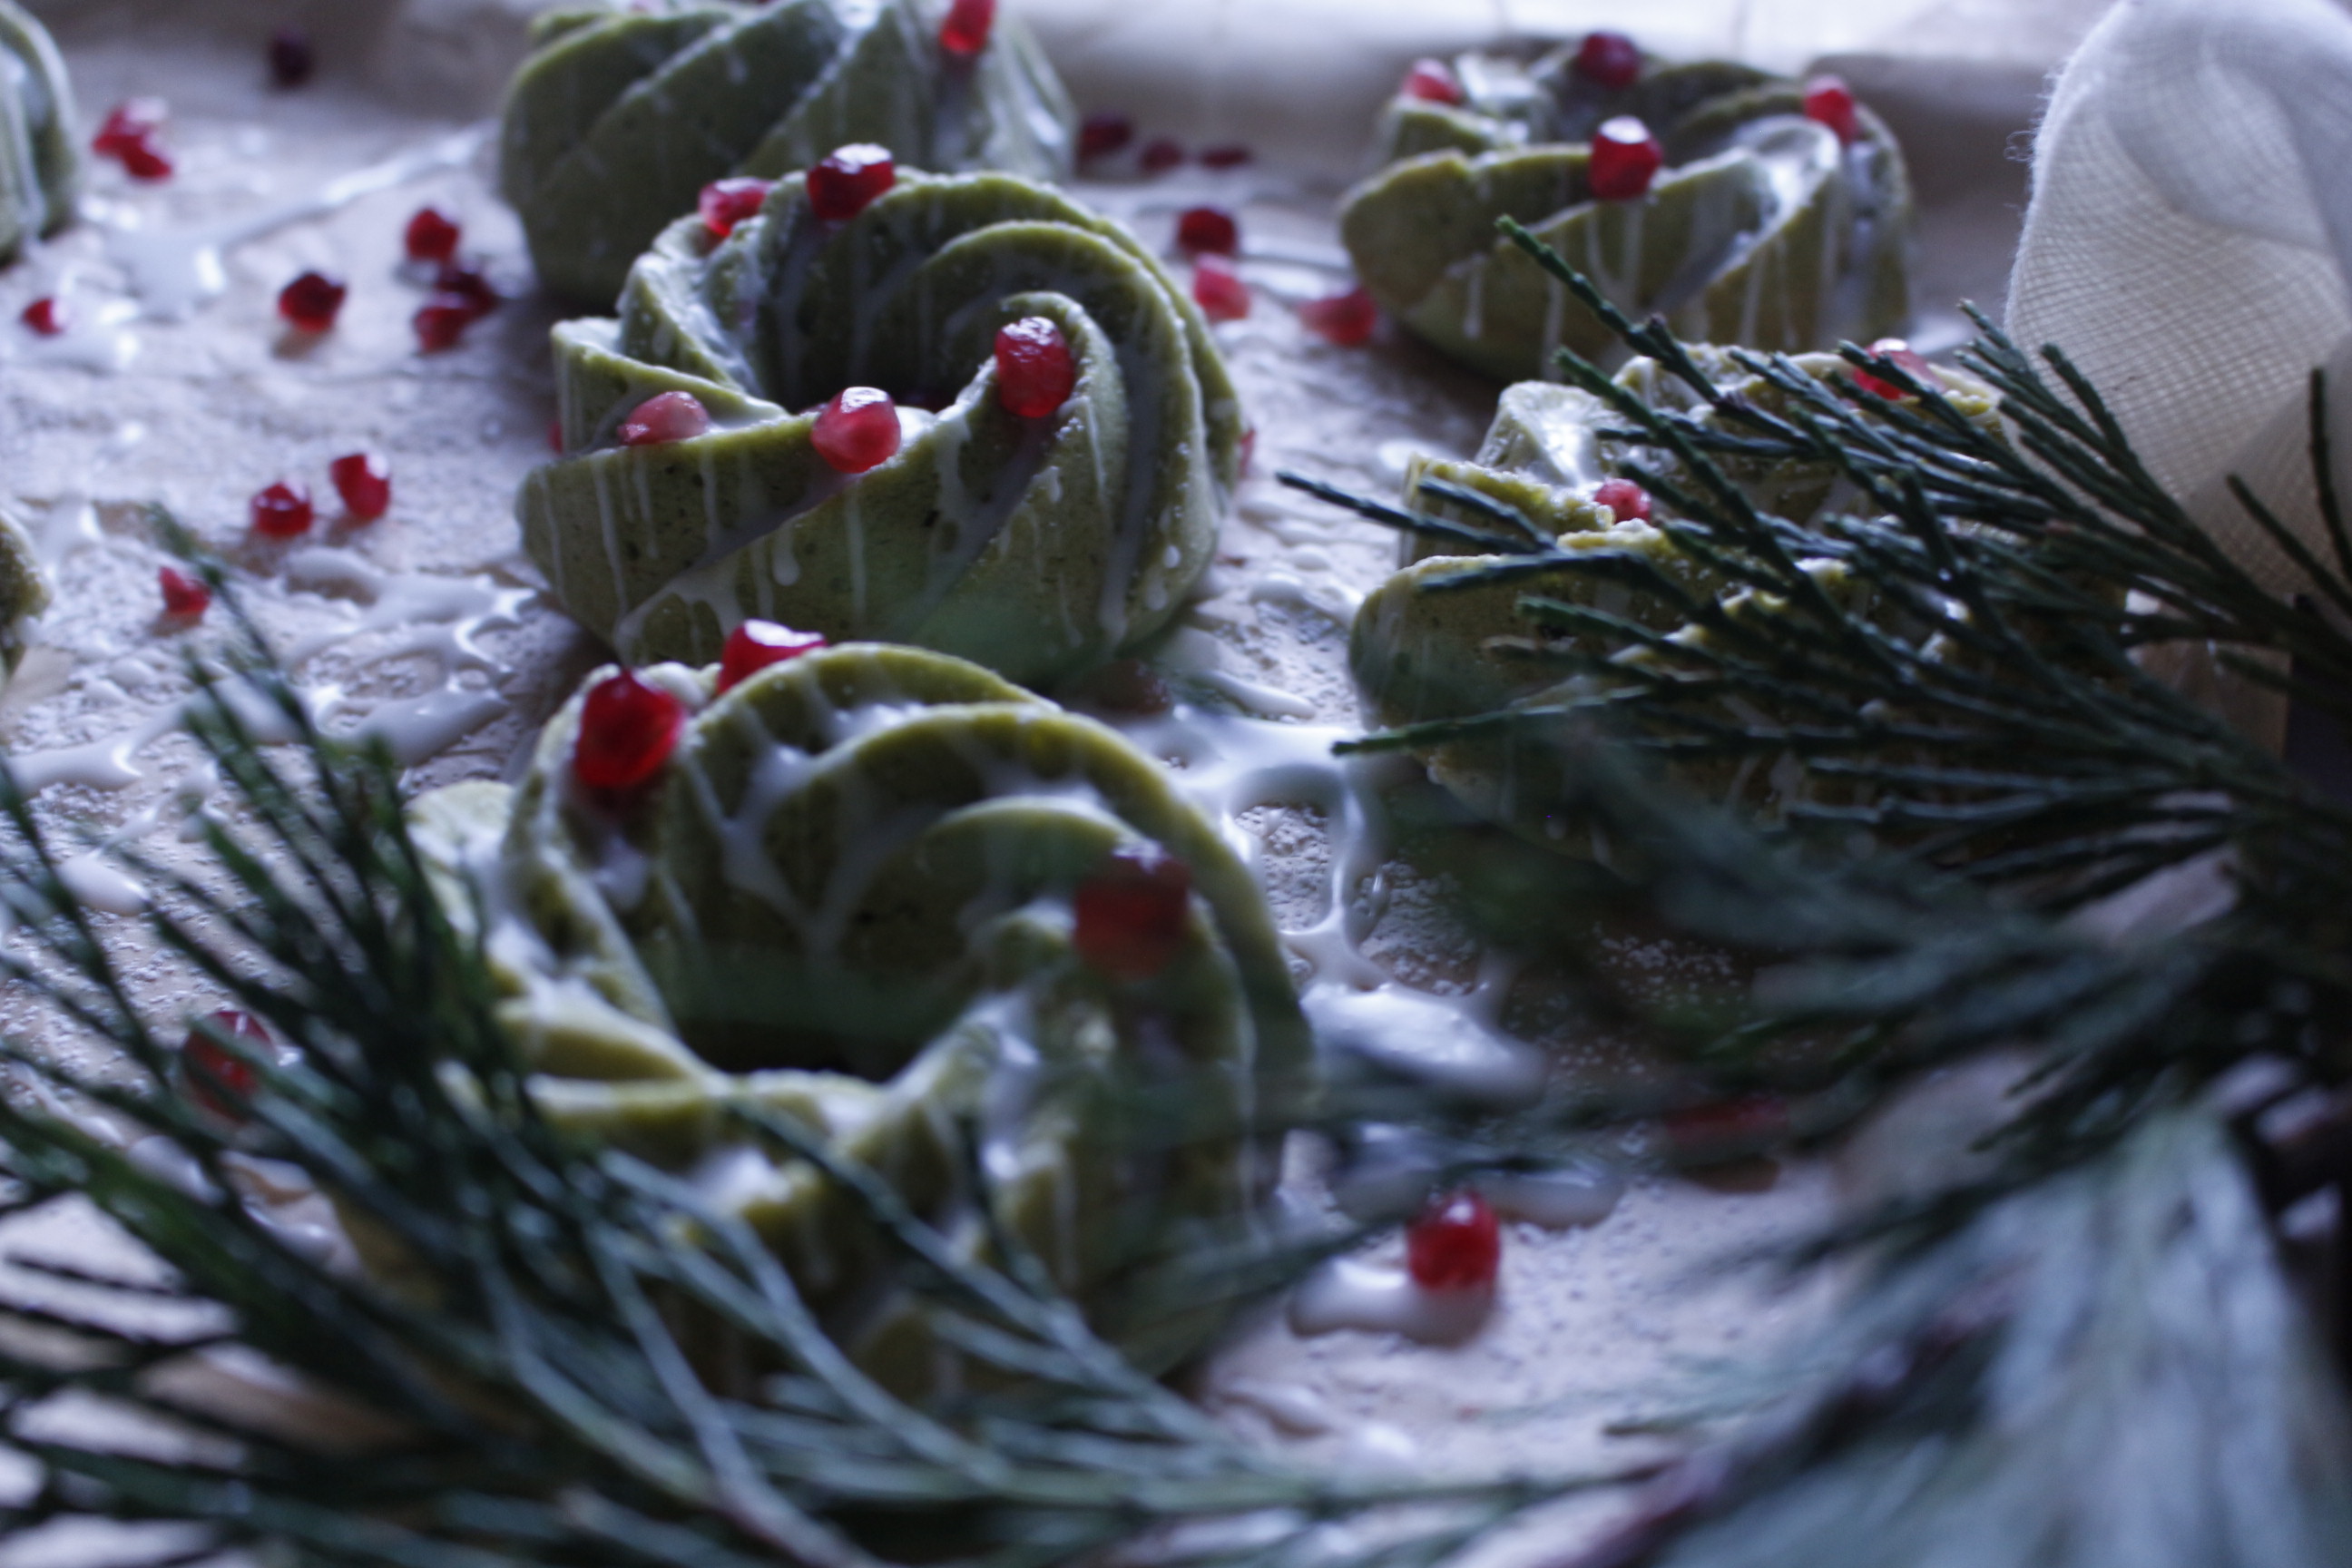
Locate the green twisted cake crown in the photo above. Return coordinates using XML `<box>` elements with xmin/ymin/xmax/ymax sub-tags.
<box><xmin>414</xmin><ymin>643</ymin><xmax>1306</xmax><ymax>1379</ymax></box>
<box><xmin>521</xmin><ymin>168</ymin><xmax>1244</xmax><ymax>688</ymax></box>
<box><xmin>0</xmin><ymin>0</ymin><xmax>78</xmax><ymax>267</ymax></box>
<box><xmin>501</xmin><ymin>0</ymin><xmax>1076</xmax><ymax>306</ymax></box>
<box><xmin>1342</xmin><ymin>49</ymin><xmax>1911</xmax><ymax>383</ymax></box>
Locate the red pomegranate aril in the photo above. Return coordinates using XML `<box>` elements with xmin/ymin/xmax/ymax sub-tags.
<box><xmin>939</xmin><ymin>0</ymin><xmax>995</xmax><ymax>55</ymax></box>
<box><xmin>717</xmin><ymin>621</ymin><xmax>828</xmax><ymax>693</ymax></box>
<box><xmin>1073</xmin><ymin>848</ymin><xmax>1192</xmax><ymax>980</ymax></box>
<box><xmin>414</xmin><ymin>294</ymin><xmax>476</xmax><ymax>352</ymax></box>
<box><xmin>1593</xmin><ymin>477</ymin><xmax>1651</xmax><ymax>523</ymax></box>
<box><xmin>329</xmin><ymin>452</ymin><xmax>392</xmax><ymax>521</ymax></box>
<box><xmin>699</xmin><ymin>176</ymin><xmax>773</xmax><ymax>240</ymax></box>
<box><xmin>278</xmin><ymin>270</ymin><xmax>348</xmax><ymax>334</ymax></box>
<box><xmin>1661</xmin><ymin>1094</ymin><xmax>1790</xmax><ymax>1161</ymax></box>
<box><xmin>1803</xmin><ymin>74</ymin><xmax>1860</xmax><ymax>146</ymax></box>
<box><xmin>1574</xmin><ymin>30</ymin><xmax>1642</xmax><ymax>90</ymax></box>
<box><xmin>158</xmin><ymin>566</ymin><xmax>211</xmax><ymax>620</ymax></box>
<box><xmin>250</xmin><ymin>481</ymin><xmax>314</xmax><ymax>539</ymax></box>
<box><xmin>181</xmin><ymin>1008</ymin><xmax>268</xmax><ymax>1122</ymax></box>
<box><xmin>1300</xmin><ymin>285</ymin><xmax>1377</xmax><ymax>347</ymax></box>
<box><xmin>1403</xmin><ymin>57</ymin><xmax>1465</xmax><ymax>105</ymax></box>
<box><xmin>808</xmin><ymin>144</ymin><xmax>896</xmax><ymax>222</ymax></box>
<box><xmin>574</xmin><ymin>670</ymin><xmax>687</xmax><ymax>794</ymax></box>
<box><xmin>812</xmin><ymin>387</ymin><xmax>902</xmax><ymax>474</ymax></box>
<box><xmin>1193</xmin><ymin>254</ymin><xmax>1250</xmax><ymax>323</ymax></box>
<box><xmin>94</xmin><ymin>99</ymin><xmax>165</xmax><ymax>159</ymax></box>
<box><xmin>995</xmin><ymin>317</ymin><xmax>1077</xmax><ymax>419</ymax></box>
<box><xmin>1140</xmin><ymin>137</ymin><xmax>1185</xmax><ymax>173</ymax></box>
<box><xmin>1176</xmin><ymin>205</ymin><xmax>1240</xmax><ymax>257</ymax></box>
<box><xmin>269</xmin><ymin>26</ymin><xmax>316</xmax><ymax>88</ymax></box>
<box><xmin>1589</xmin><ymin>116</ymin><xmax>1663</xmax><ymax>201</ymax></box>
<box><xmin>619</xmin><ymin>390</ymin><xmax>712</xmax><ymax>447</ymax></box>
<box><xmin>120</xmin><ymin>135</ymin><xmax>174</xmax><ymax>181</ymax></box>
<box><xmin>19</xmin><ymin>297</ymin><xmax>64</xmax><ymax>337</ymax></box>
<box><xmin>1407</xmin><ymin>1191</ymin><xmax>1502</xmax><ymax>1290</ymax></box>
<box><xmin>1853</xmin><ymin>338</ymin><xmax>1933</xmax><ymax>401</ymax></box>
<box><xmin>1200</xmin><ymin>143</ymin><xmax>1252</xmax><ymax>169</ymax></box>
<box><xmin>1079</xmin><ymin>112</ymin><xmax>1133</xmax><ymax>161</ymax></box>
<box><xmin>404</xmin><ymin>205</ymin><xmax>462</xmax><ymax>263</ymax></box>
<box><xmin>433</xmin><ymin>261</ymin><xmax>501</xmax><ymax>316</ymax></box>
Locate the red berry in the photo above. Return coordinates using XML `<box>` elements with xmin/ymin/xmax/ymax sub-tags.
<box><xmin>618</xmin><ymin>390</ymin><xmax>712</xmax><ymax>447</ymax></box>
<box><xmin>1079</xmin><ymin>113</ymin><xmax>1133</xmax><ymax>161</ymax></box>
<box><xmin>278</xmin><ymin>270</ymin><xmax>348</xmax><ymax>334</ymax></box>
<box><xmin>181</xmin><ymin>1008</ymin><xmax>268</xmax><ymax>1122</ymax></box>
<box><xmin>548</xmin><ymin>417</ymin><xmax>565</xmax><ymax>454</ymax></box>
<box><xmin>717</xmin><ymin>621</ymin><xmax>828</xmax><ymax>693</ymax></box>
<box><xmin>19</xmin><ymin>297</ymin><xmax>64</xmax><ymax>337</ymax></box>
<box><xmin>1853</xmin><ymin>338</ymin><xmax>1933</xmax><ymax>401</ymax></box>
<box><xmin>995</xmin><ymin>317</ymin><xmax>1077</xmax><ymax>419</ymax></box>
<box><xmin>93</xmin><ymin>99</ymin><xmax>166</xmax><ymax>159</ymax></box>
<box><xmin>413</xmin><ymin>295</ymin><xmax>475</xmax><ymax>352</ymax></box>
<box><xmin>158</xmin><ymin>566</ymin><xmax>211</xmax><ymax>620</ymax></box>
<box><xmin>811</xmin><ymin>387</ymin><xmax>901</xmax><ymax>474</ymax></box>
<box><xmin>1140</xmin><ymin>138</ymin><xmax>1185</xmax><ymax>173</ymax></box>
<box><xmin>1300</xmin><ymin>285</ymin><xmax>1377</xmax><ymax>347</ymax></box>
<box><xmin>250</xmin><ymin>481</ymin><xmax>314</xmax><ymax>538</ymax></box>
<box><xmin>120</xmin><ymin>134</ymin><xmax>175</xmax><ymax>181</ymax></box>
<box><xmin>1175</xmin><ymin>205</ymin><xmax>1240</xmax><ymax>257</ymax></box>
<box><xmin>807</xmin><ymin>144</ymin><xmax>896</xmax><ymax>222</ymax></box>
<box><xmin>329</xmin><ymin>452</ymin><xmax>392</xmax><ymax>521</ymax></box>
<box><xmin>1588</xmin><ymin>116</ymin><xmax>1662</xmax><ymax>201</ymax></box>
<box><xmin>1574</xmin><ymin>30</ymin><xmax>1642</xmax><ymax>90</ymax></box>
<box><xmin>1073</xmin><ymin>848</ymin><xmax>1192</xmax><ymax>980</ymax></box>
<box><xmin>1200</xmin><ymin>143</ymin><xmax>1252</xmax><ymax>169</ymax></box>
<box><xmin>268</xmin><ymin>26</ymin><xmax>316</xmax><ymax>89</ymax></box>
<box><xmin>939</xmin><ymin>0</ymin><xmax>995</xmax><ymax>55</ymax></box>
<box><xmin>1403</xmin><ymin>58</ymin><xmax>1465</xmax><ymax>105</ymax></box>
<box><xmin>432</xmin><ymin>261</ymin><xmax>500</xmax><ymax>317</ymax></box>
<box><xmin>1593</xmin><ymin>477</ymin><xmax>1651</xmax><ymax>523</ymax></box>
<box><xmin>1803</xmin><ymin>75</ymin><xmax>1860</xmax><ymax>146</ymax></box>
<box><xmin>699</xmin><ymin>176</ymin><xmax>773</xmax><ymax>240</ymax></box>
<box><xmin>1661</xmin><ymin>1094</ymin><xmax>1790</xmax><ymax>1161</ymax></box>
<box><xmin>1406</xmin><ymin>1191</ymin><xmax>1501</xmax><ymax>1291</ymax></box>
<box><xmin>1192</xmin><ymin>254</ymin><xmax>1250</xmax><ymax>322</ymax></box>
<box><xmin>404</xmin><ymin>205</ymin><xmax>461</xmax><ymax>263</ymax></box>
<box><xmin>574</xmin><ymin>670</ymin><xmax>687</xmax><ymax>794</ymax></box>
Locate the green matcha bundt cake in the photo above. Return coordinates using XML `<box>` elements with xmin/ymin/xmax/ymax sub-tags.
<box><xmin>414</xmin><ymin>642</ymin><xmax>1307</xmax><ymax>1377</ymax></box>
<box><xmin>501</xmin><ymin>0</ymin><xmax>1076</xmax><ymax>306</ymax></box>
<box><xmin>1343</xmin><ymin>34</ymin><xmax>1911</xmax><ymax>383</ymax></box>
<box><xmin>520</xmin><ymin>164</ymin><xmax>1244</xmax><ymax>688</ymax></box>
<box><xmin>0</xmin><ymin>0</ymin><xmax>79</xmax><ymax>267</ymax></box>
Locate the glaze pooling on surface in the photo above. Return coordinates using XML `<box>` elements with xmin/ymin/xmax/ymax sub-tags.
<box><xmin>522</xmin><ymin>168</ymin><xmax>1243</xmax><ymax>687</ymax></box>
<box><xmin>501</xmin><ymin>0</ymin><xmax>1077</xmax><ymax>307</ymax></box>
<box><xmin>0</xmin><ymin>0</ymin><xmax>77</xmax><ymax>267</ymax></box>
<box><xmin>1341</xmin><ymin>50</ymin><xmax>1912</xmax><ymax>383</ymax></box>
<box><xmin>411</xmin><ymin>642</ymin><xmax>1307</xmax><ymax>1382</ymax></box>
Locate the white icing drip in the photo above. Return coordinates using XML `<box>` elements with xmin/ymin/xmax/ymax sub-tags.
<box><xmin>1287</xmin><ymin>1259</ymin><xmax>1492</xmax><ymax>1344</ymax></box>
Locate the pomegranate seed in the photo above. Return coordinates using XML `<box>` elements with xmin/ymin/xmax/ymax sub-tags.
<box><xmin>432</xmin><ymin>261</ymin><xmax>501</xmax><ymax>317</ymax></box>
<box><xmin>812</xmin><ymin>387</ymin><xmax>901</xmax><ymax>473</ymax></box>
<box><xmin>250</xmin><ymin>481</ymin><xmax>314</xmax><ymax>539</ymax></box>
<box><xmin>1140</xmin><ymin>138</ymin><xmax>1185</xmax><ymax>173</ymax></box>
<box><xmin>1661</xmin><ymin>1094</ymin><xmax>1790</xmax><ymax>1161</ymax></box>
<box><xmin>939</xmin><ymin>0</ymin><xmax>995</xmax><ymax>55</ymax></box>
<box><xmin>268</xmin><ymin>26</ymin><xmax>316</xmax><ymax>88</ymax></box>
<box><xmin>181</xmin><ymin>1009</ymin><xmax>268</xmax><ymax>1122</ymax></box>
<box><xmin>717</xmin><ymin>621</ymin><xmax>828</xmax><ymax>693</ymax></box>
<box><xmin>1073</xmin><ymin>848</ymin><xmax>1192</xmax><ymax>980</ymax></box>
<box><xmin>1804</xmin><ymin>75</ymin><xmax>1860</xmax><ymax>146</ymax></box>
<box><xmin>1588</xmin><ymin>117</ymin><xmax>1662</xmax><ymax>201</ymax></box>
<box><xmin>158</xmin><ymin>566</ymin><xmax>211</xmax><ymax>620</ymax></box>
<box><xmin>1300</xmin><ymin>285</ymin><xmax>1377</xmax><ymax>347</ymax></box>
<box><xmin>699</xmin><ymin>176</ymin><xmax>773</xmax><ymax>240</ymax></box>
<box><xmin>413</xmin><ymin>295</ymin><xmax>476</xmax><ymax>352</ymax></box>
<box><xmin>1403</xmin><ymin>58</ymin><xmax>1465</xmax><ymax>105</ymax></box>
<box><xmin>278</xmin><ymin>270</ymin><xmax>348</xmax><ymax>334</ymax></box>
<box><xmin>995</xmin><ymin>317</ymin><xmax>1077</xmax><ymax>418</ymax></box>
<box><xmin>1406</xmin><ymin>1191</ymin><xmax>1501</xmax><ymax>1290</ymax></box>
<box><xmin>1175</xmin><ymin>206</ymin><xmax>1240</xmax><ymax>257</ymax></box>
<box><xmin>548</xmin><ymin>417</ymin><xmax>565</xmax><ymax>454</ymax></box>
<box><xmin>1200</xmin><ymin>143</ymin><xmax>1252</xmax><ymax>169</ymax></box>
<box><xmin>1079</xmin><ymin>113</ymin><xmax>1133</xmax><ymax>161</ymax></box>
<box><xmin>120</xmin><ymin>134</ymin><xmax>174</xmax><ymax>181</ymax></box>
<box><xmin>329</xmin><ymin>452</ymin><xmax>392</xmax><ymax>521</ymax></box>
<box><xmin>1853</xmin><ymin>338</ymin><xmax>1933</xmax><ymax>401</ymax></box>
<box><xmin>618</xmin><ymin>390</ymin><xmax>712</xmax><ymax>447</ymax></box>
<box><xmin>808</xmin><ymin>144</ymin><xmax>896</xmax><ymax>222</ymax></box>
<box><xmin>1068</xmin><ymin>657</ymin><xmax>1172</xmax><ymax>715</ymax></box>
<box><xmin>93</xmin><ymin>99</ymin><xmax>166</xmax><ymax>159</ymax></box>
<box><xmin>574</xmin><ymin>670</ymin><xmax>688</xmax><ymax>794</ymax></box>
<box><xmin>1192</xmin><ymin>254</ymin><xmax>1250</xmax><ymax>322</ymax></box>
<box><xmin>1593</xmin><ymin>477</ymin><xmax>1651</xmax><ymax>522</ymax></box>
<box><xmin>19</xmin><ymin>297</ymin><xmax>64</xmax><ymax>337</ymax></box>
<box><xmin>1574</xmin><ymin>30</ymin><xmax>1642</xmax><ymax>90</ymax></box>
<box><xmin>404</xmin><ymin>205</ymin><xmax>461</xmax><ymax>264</ymax></box>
